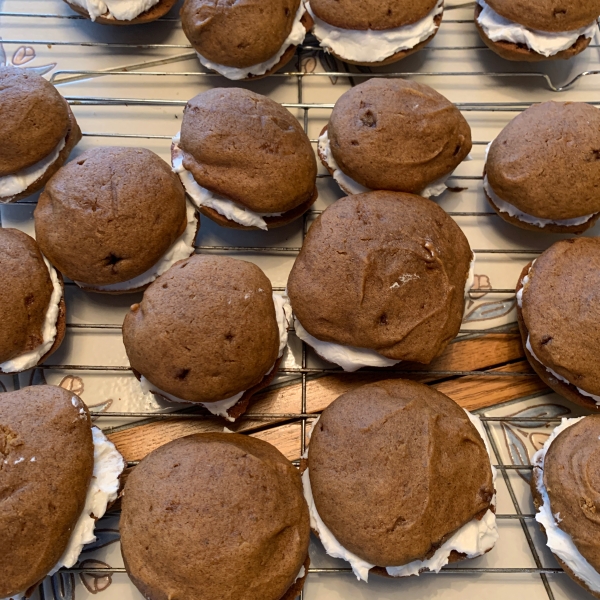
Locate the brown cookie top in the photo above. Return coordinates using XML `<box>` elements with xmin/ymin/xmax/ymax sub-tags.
<box><xmin>123</xmin><ymin>255</ymin><xmax>280</xmax><ymax>403</ymax></box>
<box><xmin>310</xmin><ymin>0</ymin><xmax>438</xmax><ymax>29</ymax></box>
<box><xmin>179</xmin><ymin>88</ymin><xmax>317</xmax><ymax>214</ymax></box>
<box><xmin>287</xmin><ymin>192</ymin><xmax>472</xmax><ymax>363</ymax></box>
<box><xmin>486</xmin><ymin>102</ymin><xmax>600</xmax><ymax>221</ymax></box>
<box><xmin>308</xmin><ymin>380</ymin><xmax>494</xmax><ymax>566</ymax></box>
<box><xmin>0</xmin><ymin>385</ymin><xmax>93</xmax><ymax>598</ymax></box>
<box><xmin>327</xmin><ymin>79</ymin><xmax>471</xmax><ymax>193</ymax></box>
<box><xmin>486</xmin><ymin>0</ymin><xmax>600</xmax><ymax>32</ymax></box>
<box><xmin>34</xmin><ymin>147</ymin><xmax>187</xmax><ymax>286</ymax></box>
<box><xmin>521</xmin><ymin>238</ymin><xmax>600</xmax><ymax>397</ymax></box>
<box><xmin>0</xmin><ymin>67</ymin><xmax>70</xmax><ymax>177</ymax></box>
<box><xmin>181</xmin><ymin>0</ymin><xmax>302</xmax><ymax>67</ymax></box>
<box><xmin>0</xmin><ymin>229</ymin><xmax>55</xmax><ymax>364</ymax></box>
<box><xmin>543</xmin><ymin>416</ymin><xmax>600</xmax><ymax>572</ymax></box>
<box><xmin>121</xmin><ymin>433</ymin><xmax>310</xmax><ymax>600</ymax></box>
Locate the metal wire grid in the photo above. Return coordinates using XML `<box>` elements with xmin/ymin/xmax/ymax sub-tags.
<box><xmin>2</xmin><ymin>11</ymin><xmax>595</xmax><ymax>599</ymax></box>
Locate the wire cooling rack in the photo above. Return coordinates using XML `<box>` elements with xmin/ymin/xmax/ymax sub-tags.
<box><xmin>2</xmin><ymin>3</ymin><xmax>599</xmax><ymax>599</ymax></box>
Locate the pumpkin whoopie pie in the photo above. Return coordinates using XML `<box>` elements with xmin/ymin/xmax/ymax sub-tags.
<box><xmin>121</xmin><ymin>433</ymin><xmax>310</xmax><ymax>600</ymax></box>
<box><xmin>0</xmin><ymin>67</ymin><xmax>81</xmax><ymax>204</ymax></box>
<box><xmin>532</xmin><ymin>416</ymin><xmax>600</xmax><ymax>598</ymax></box>
<box><xmin>302</xmin><ymin>379</ymin><xmax>497</xmax><ymax>581</ymax></box>
<box><xmin>172</xmin><ymin>88</ymin><xmax>317</xmax><ymax>231</ymax></box>
<box><xmin>485</xmin><ymin>102</ymin><xmax>600</xmax><ymax>234</ymax></box>
<box><xmin>62</xmin><ymin>0</ymin><xmax>178</xmax><ymax>24</ymax></box>
<box><xmin>0</xmin><ymin>229</ymin><xmax>65</xmax><ymax>375</ymax></box>
<box><xmin>475</xmin><ymin>0</ymin><xmax>600</xmax><ymax>61</ymax></box>
<box><xmin>517</xmin><ymin>238</ymin><xmax>600</xmax><ymax>411</ymax></box>
<box><xmin>306</xmin><ymin>0</ymin><xmax>444</xmax><ymax>66</ymax></box>
<box><xmin>318</xmin><ymin>78</ymin><xmax>472</xmax><ymax>198</ymax></box>
<box><xmin>287</xmin><ymin>192</ymin><xmax>473</xmax><ymax>371</ymax></box>
<box><xmin>181</xmin><ymin>0</ymin><xmax>312</xmax><ymax>80</ymax></box>
<box><xmin>123</xmin><ymin>255</ymin><xmax>291</xmax><ymax>421</ymax></box>
<box><xmin>34</xmin><ymin>146</ymin><xmax>198</xmax><ymax>294</ymax></box>
<box><xmin>0</xmin><ymin>385</ymin><xmax>124</xmax><ymax>600</ymax></box>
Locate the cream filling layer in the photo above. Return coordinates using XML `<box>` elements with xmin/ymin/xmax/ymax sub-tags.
<box><xmin>477</xmin><ymin>0</ymin><xmax>597</xmax><ymax>57</ymax></box>
<box><xmin>302</xmin><ymin>411</ymin><xmax>498</xmax><ymax>582</ymax></box>
<box><xmin>68</xmin><ymin>0</ymin><xmax>160</xmax><ymax>21</ymax></box>
<box><xmin>318</xmin><ymin>130</ymin><xmax>454</xmax><ymax>199</ymax></box>
<box><xmin>0</xmin><ymin>257</ymin><xmax>62</xmax><ymax>374</ymax></box>
<box><xmin>306</xmin><ymin>0</ymin><xmax>443</xmax><ymax>63</ymax></box>
<box><xmin>195</xmin><ymin>2</ymin><xmax>306</xmax><ymax>80</ymax></box>
<box><xmin>50</xmin><ymin>416</ymin><xmax>125</xmax><ymax>574</ymax></box>
<box><xmin>0</xmin><ymin>138</ymin><xmax>65</xmax><ymax>201</ymax></box>
<box><xmin>293</xmin><ymin>257</ymin><xmax>474</xmax><ymax>372</ymax></box>
<box><xmin>140</xmin><ymin>293</ymin><xmax>291</xmax><ymax>421</ymax></box>
<box><xmin>172</xmin><ymin>134</ymin><xmax>282</xmax><ymax>230</ymax></box>
<box><xmin>484</xmin><ymin>175</ymin><xmax>595</xmax><ymax>228</ymax></box>
<box><xmin>517</xmin><ymin>266</ymin><xmax>600</xmax><ymax>405</ymax></box>
<box><xmin>75</xmin><ymin>201</ymin><xmax>197</xmax><ymax>292</ymax></box>
<box><xmin>532</xmin><ymin>417</ymin><xmax>600</xmax><ymax>593</ymax></box>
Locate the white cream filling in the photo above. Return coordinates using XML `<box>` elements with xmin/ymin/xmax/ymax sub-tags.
<box><xmin>532</xmin><ymin>417</ymin><xmax>600</xmax><ymax>593</ymax></box>
<box><xmin>477</xmin><ymin>0</ymin><xmax>597</xmax><ymax>57</ymax></box>
<box><xmin>484</xmin><ymin>174</ymin><xmax>595</xmax><ymax>228</ymax></box>
<box><xmin>140</xmin><ymin>293</ymin><xmax>290</xmax><ymax>421</ymax></box>
<box><xmin>318</xmin><ymin>130</ymin><xmax>454</xmax><ymax>199</ymax></box>
<box><xmin>75</xmin><ymin>201</ymin><xmax>197</xmax><ymax>292</ymax></box>
<box><xmin>195</xmin><ymin>2</ymin><xmax>307</xmax><ymax>80</ymax></box>
<box><xmin>302</xmin><ymin>411</ymin><xmax>498</xmax><ymax>582</ymax></box>
<box><xmin>0</xmin><ymin>138</ymin><xmax>66</xmax><ymax>201</ymax></box>
<box><xmin>68</xmin><ymin>0</ymin><xmax>160</xmax><ymax>21</ymax></box>
<box><xmin>306</xmin><ymin>0</ymin><xmax>443</xmax><ymax>63</ymax></box>
<box><xmin>518</xmin><ymin>266</ymin><xmax>600</xmax><ymax>405</ymax></box>
<box><xmin>171</xmin><ymin>133</ymin><xmax>282</xmax><ymax>230</ymax></box>
<box><xmin>293</xmin><ymin>257</ymin><xmax>473</xmax><ymax>372</ymax></box>
<box><xmin>0</xmin><ymin>256</ymin><xmax>62</xmax><ymax>374</ymax></box>
<box><xmin>49</xmin><ymin>421</ymin><xmax>125</xmax><ymax>575</ymax></box>
<box><xmin>294</xmin><ymin>564</ymin><xmax>306</xmax><ymax>583</ymax></box>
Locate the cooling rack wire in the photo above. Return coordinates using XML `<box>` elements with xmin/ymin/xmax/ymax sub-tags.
<box><xmin>2</xmin><ymin>3</ymin><xmax>600</xmax><ymax>599</ymax></box>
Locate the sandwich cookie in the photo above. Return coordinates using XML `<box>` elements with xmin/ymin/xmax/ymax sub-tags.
<box><xmin>172</xmin><ymin>88</ymin><xmax>317</xmax><ymax>230</ymax></box>
<box><xmin>0</xmin><ymin>229</ymin><xmax>65</xmax><ymax>375</ymax></box>
<box><xmin>181</xmin><ymin>0</ymin><xmax>312</xmax><ymax>80</ymax></box>
<box><xmin>123</xmin><ymin>255</ymin><xmax>291</xmax><ymax>421</ymax></box>
<box><xmin>318</xmin><ymin>78</ymin><xmax>472</xmax><ymax>199</ymax></box>
<box><xmin>484</xmin><ymin>102</ymin><xmax>600</xmax><ymax>233</ymax></box>
<box><xmin>62</xmin><ymin>0</ymin><xmax>178</xmax><ymax>24</ymax></box>
<box><xmin>302</xmin><ymin>379</ymin><xmax>498</xmax><ymax>581</ymax></box>
<box><xmin>0</xmin><ymin>385</ymin><xmax>124</xmax><ymax>600</ymax></box>
<box><xmin>0</xmin><ymin>67</ymin><xmax>81</xmax><ymax>204</ymax></box>
<box><xmin>476</xmin><ymin>0</ymin><xmax>599</xmax><ymax>60</ymax></box>
<box><xmin>34</xmin><ymin>147</ymin><xmax>198</xmax><ymax>294</ymax></box>
<box><xmin>532</xmin><ymin>416</ymin><xmax>600</xmax><ymax>597</ymax></box>
<box><xmin>517</xmin><ymin>238</ymin><xmax>600</xmax><ymax>411</ymax></box>
<box><xmin>306</xmin><ymin>0</ymin><xmax>444</xmax><ymax>66</ymax></box>
<box><xmin>121</xmin><ymin>433</ymin><xmax>310</xmax><ymax>600</ymax></box>
<box><xmin>287</xmin><ymin>192</ymin><xmax>473</xmax><ymax>371</ymax></box>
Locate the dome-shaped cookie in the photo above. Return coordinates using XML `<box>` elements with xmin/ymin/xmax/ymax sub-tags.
<box><xmin>517</xmin><ymin>238</ymin><xmax>600</xmax><ymax>411</ymax></box>
<box><xmin>34</xmin><ymin>147</ymin><xmax>195</xmax><ymax>292</ymax></box>
<box><xmin>63</xmin><ymin>0</ymin><xmax>178</xmax><ymax>24</ymax></box>
<box><xmin>121</xmin><ymin>433</ymin><xmax>310</xmax><ymax>600</ymax></box>
<box><xmin>0</xmin><ymin>228</ymin><xmax>65</xmax><ymax>374</ymax></box>
<box><xmin>532</xmin><ymin>416</ymin><xmax>600</xmax><ymax>598</ymax></box>
<box><xmin>485</xmin><ymin>102</ymin><xmax>600</xmax><ymax>233</ymax></box>
<box><xmin>123</xmin><ymin>255</ymin><xmax>288</xmax><ymax>418</ymax></box>
<box><xmin>181</xmin><ymin>0</ymin><xmax>312</xmax><ymax>79</ymax></box>
<box><xmin>0</xmin><ymin>386</ymin><xmax>93</xmax><ymax>598</ymax></box>
<box><xmin>320</xmin><ymin>78</ymin><xmax>471</xmax><ymax>196</ymax></box>
<box><xmin>304</xmin><ymin>379</ymin><xmax>496</xmax><ymax>580</ymax></box>
<box><xmin>287</xmin><ymin>192</ymin><xmax>472</xmax><ymax>367</ymax></box>
<box><xmin>0</xmin><ymin>67</ymin><xmax>81</xmax><ymax>203</ymax></box>
<box><xmin>172</xmin><ymin>88</ymin><xmax>317</xmax><ymax>230</ymax></box>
